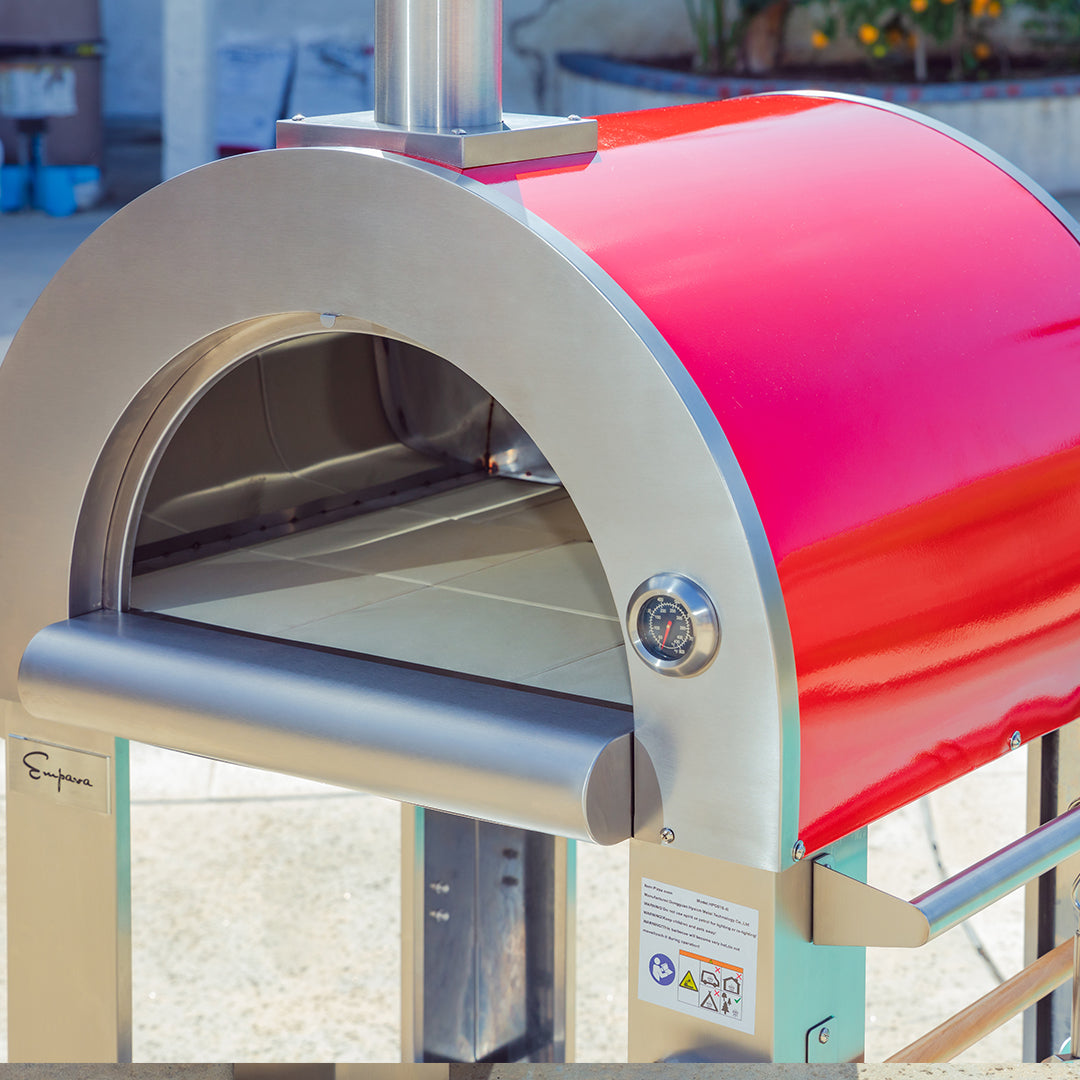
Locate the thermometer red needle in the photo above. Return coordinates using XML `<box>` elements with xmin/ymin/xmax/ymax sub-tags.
<box><xmin>661</xmin><ymin>620</ymin><xmax>673</xmax><ymax>647</ymax></box>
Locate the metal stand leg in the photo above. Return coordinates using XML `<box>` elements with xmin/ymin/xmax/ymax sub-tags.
<box><xmin>402</xmin><ymin>806</ymin><xmax>573</xmax><ymax>1063</ymax></box>
<box><xmin>1024</xmin><ymin>722</ymin><xmax>1080</xmax><ymax>1060</ymax></box>
<box><xmin>1040</xmin><ymin>873</ymin><xmax>1080</xmax><ymax>1062</ymax></box>
<box><xmin>628</xmin><ymin>830</ymin><xmax>866</xmax><ymax>1063</ymax></box>
<box><xmin>3</xmin><ymin>701</ymin><xmax>131</xmax><ymax>1062</ymax></box>
<box><xmin>1072</xmin><ymin>880</ymin><xmax>1080</xmax><ymax>1057</ymax></box>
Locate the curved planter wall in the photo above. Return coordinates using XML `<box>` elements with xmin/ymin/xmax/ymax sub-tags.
<box><xmin>557</xmin><ymin>51</ymin><xmax>1080</xmax><ymax>195</ymax></box>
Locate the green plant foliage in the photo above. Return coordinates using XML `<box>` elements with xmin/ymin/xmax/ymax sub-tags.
<box><xmin>1023</xmin><ymin>0</ymin><xmax>1080</xmax><ymax>45</ymax></box>
<box><xmin>805</xmin><ymin>0</ymin><xmax>1012</xmax><ymax>78</ymax></box>
<box><xmin>684</xmin><ymin>0</ymin><xmax>1048</xmax><ymax>78</ymax></box>
<box><xmin>684</xmin><ymin>0</ymin><xmax>729</xmax><ymax>69</ymax></box>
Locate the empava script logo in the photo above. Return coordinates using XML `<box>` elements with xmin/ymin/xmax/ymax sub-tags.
<box><xmin>21</xmin><ymin>750</ymin><xmax>95</xmax><ymax>794</ymax></box>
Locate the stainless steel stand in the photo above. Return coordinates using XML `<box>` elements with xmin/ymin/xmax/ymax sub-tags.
<box><xmin>627</xmin><ymin>830</ymin><xmax>867</xmax><ymax>1063</ymax></box>
<box><xmin>1024</xmin><ymin>722</ymin><xmax>1080</xmax><ymax>1060</ymax></box>
<box><xmin>402</xmin><ymin>806</ymin><xmax>573</xmax><ymax>1062</ymax></box>
<box><xmin>4</xmin><ymin>701</ymin><xmax>132</xmax><ymax>1062</ymax></box>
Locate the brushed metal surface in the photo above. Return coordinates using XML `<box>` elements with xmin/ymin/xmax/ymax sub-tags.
<box><xmin>421</xmin><ymin>811</ymin><xmax>480</xmax><ymax>1061</ymax></box>
<box><xmin>134</xmin><ymin>333</ymin><xmax>438</xmax><ymax>548</ymax></box>
<box><xmin>401</xmin><ymin>804</ymin><xmax>573</xmax><ymax>1063</ymax></box>
<box><xmin>276</xmin><ymin>111</ymin><xmax>598</xmax><ymax>169</ymax></box>
<box><xmin>0</xmin><ymin>145</ymin><xmax>791</xmax><ymax>868</ymax></box>
<box><xmin>1024</xmin><ymin>726</ymin><xmax>1080</xmax><ymax>1059</ymax></box>
<box><xmin>627</xmin><ymin>833</ymin><xmax>866</xmax><ymax>1063</ymax></box>
<box><xmin>812</xmin><ymin>862</ymin><xmax>931</xmax><ymax>948</ymax></box>
<box><xmin>402</xmin><ymin>803</ymin><xmax>427</xmax><ymax>1063</ymax></box>
<box><xmin>914</xmin><ymin>801</ymin><xmax>1080</xmax><ymax>941</ymax></box>
<box><xmin>375</xmin><ymin>0</ymin><xmax>502</xmax><ymax>133</ymax></box>
<box><xmin>815</xmin><ymin>801</ymin><xmax>1080</xmax><ymax>947</ymax></box>
<box><xmin>417</xmin><ymin>813</ymin><xmax>563</xmax><ymax>1061</ymax></box>
<box><xmin>2</xmin><ymin>701</ymin><xmax>131</xmax><ymax>1063</ymax></box>
<box><xmin>375</xmin><ymin>338</ymin><xmax>557</xmax><ymax>483</ymax></box>
<box><xmin>19</xmin><ymin>610</ymin><xmax>633</xmax><ymax>844</ymax></box>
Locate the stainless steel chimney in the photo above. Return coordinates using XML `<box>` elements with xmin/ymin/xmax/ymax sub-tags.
<box><xmin>375</xmin><ymin>0</ymin><xmax>503</xmax><ymax>133</ymax></box>
<box><xmin>278</xmin><ymin>0</ymin><xmax>595</xmax><ymax>168</ymax></box>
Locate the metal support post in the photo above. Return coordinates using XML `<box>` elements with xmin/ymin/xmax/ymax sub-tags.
<box><xmin>1024</xmin><ymin>721</ymin><xmax>1080</xmax><ymax>1060</ymax></box>
<box><xmin>402</xmin><ymin>806</ymin><xmax>573</xmax><ymax>1062</ymax></box>
<box><xmin>3</xmin><ymin>700</ymin><xmax>131</xmax><ymax>1062</ymax></box>
<box><xmin>628</xmin><ymin>830</ymin><xmax>866</xmax><ymax>1063</ymax></box>
<box><xmin>1072</xmin><ymin>877</ymin><xmax>1080</xmax><ymax>1057</ymax></box>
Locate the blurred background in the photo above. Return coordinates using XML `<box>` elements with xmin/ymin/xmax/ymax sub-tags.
<box><xmin>2</xmin><ymin>0</ymin><xmax>1078</xmax><ymax>213</ymax></box>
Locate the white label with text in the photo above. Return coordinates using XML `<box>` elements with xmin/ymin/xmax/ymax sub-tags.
<box><xmin>638</xmin><ymin>876</ymin><xmax>759</xmax><ymax>1034</ymax></box>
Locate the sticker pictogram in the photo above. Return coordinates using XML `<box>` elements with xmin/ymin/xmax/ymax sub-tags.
<box><xmin>648</xmin><ymin>952</ymin><xmax>675</xmax><ymax>986</ymax></box>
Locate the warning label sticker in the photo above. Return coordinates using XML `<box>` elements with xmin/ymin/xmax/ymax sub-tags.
<box><xmin>638</xmin><ymin>877</ymin><xmax>758</xmax><ymax>1034</ymax></box>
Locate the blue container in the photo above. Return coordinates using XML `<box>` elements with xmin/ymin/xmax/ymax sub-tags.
<box><xmin>35</xmin><ymin>166</ymin><xmax>78</xmax><ymax>217</ymax></box>
<box><xmin>0</xmin><ymin>165</ymin><xmax>30</xmax><ymax>212</ymax></box>
<box><xmin>70</xmin><ymin>165</ymin><xmax>103</xmax><ymax>211</ymax></box>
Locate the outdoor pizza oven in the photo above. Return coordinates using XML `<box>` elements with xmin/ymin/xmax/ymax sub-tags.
<box><xmin>3</xmin><ymin>0</ymin><xmax>1080</xmax><ymax>1065</ymax></box>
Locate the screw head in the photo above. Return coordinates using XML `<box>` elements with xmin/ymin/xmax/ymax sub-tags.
<box><xmin>660</xmin><ymin>827</ymin><xmax>676</xmax><ymax>845</ymax></box>
<box><xmin>1009</xmin><ymin>730</ymin><xmax>1022</xmax><ymax>751</ymax></box>
<box><xmin>818</xmin><ymin>1026</ymin><xmax>831</xmax><ymax>1044</ymax></box>
<box><xmin>452</xmin><ymin>127</ymin><xmax>468</xmax><ymax>135</ymax></box>
<box><xmin>291</xmin><ymin>113</ymin><xmax>305</xmax><ymax>121</ymax></box>
<box><xmin>792</xmin><ymin>839</ymin><xmax>807</xmax><ymax>862</ymax></box>
<box><xmin>567</xmin><ymin>114</ymin><xmax>582</xmax><ymax>121</ymax></box>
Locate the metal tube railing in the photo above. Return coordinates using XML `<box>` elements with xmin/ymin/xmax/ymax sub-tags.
<box><xmin>1071</xmin><ymin>874</ymin><xmax>1080</xmax><ymax>1059</ymax></box>
<box><xmin>913</xmin><ymin>801</ymin><xmax>1080</xmax><ymax>940</ymax></box>
<box><xmin>815</xmin><ymin>801</ymin><xmax>1080</xmax><ymax>948</ymax></box>
<box><xmin>814</xmin><ymin>788</ymin><xmax>1080</xmax><ymax>1058</ymax></box>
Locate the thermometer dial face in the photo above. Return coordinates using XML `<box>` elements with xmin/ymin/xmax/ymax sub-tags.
<box><xmin>627</xmin><ymin>574</ymin><xmax>720</xmax><ymax>677</ymax></box>
<box><xmin>638</xmin><ymin>595</ymin><xmax>694</xmax><ymax>662</ymax></box>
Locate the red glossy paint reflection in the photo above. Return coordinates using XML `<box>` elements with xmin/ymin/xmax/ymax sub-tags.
<box><xmin>471</xmin><ymin>96</ymin><xmax>1080</xmax><ymax>849</ymax></box>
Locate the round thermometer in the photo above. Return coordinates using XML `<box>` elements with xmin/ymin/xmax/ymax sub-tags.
<box><xmin>627</xmin><ymin>574</ymin><xmax>720</xmax><ymax>677</ymax></box>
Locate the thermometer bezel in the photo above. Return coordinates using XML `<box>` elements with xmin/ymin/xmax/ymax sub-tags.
<box><xmin>626</xmin><ymin>573</ymin><xmax>720</xmax><ymax>677</ymax></box>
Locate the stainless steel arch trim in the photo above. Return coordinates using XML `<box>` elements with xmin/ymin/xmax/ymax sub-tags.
<box><xmin>0</xmin><ymin>144</ymin><xmax>797</xmax><ymax>869</ymax></box>
<box><xmin>777</xmin><ymin>89</ymin><xmax>1080</xmax><ymax>244</ymax></box>
<box><xmin>72</xmin><ymin>314</ymin><xmax>332</xmax><ymax>616</ymax></box>
<box><xmin>75</xmin><ymin>313</ymin><xmax>422</xmax><ymax>615</ymax></box>
<box><xmin>446</xmin><ymin>155</ymin><xmax>800</xmax><ymax>869</ymax></box>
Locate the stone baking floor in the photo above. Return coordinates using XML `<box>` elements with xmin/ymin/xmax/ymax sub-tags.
<box><xmin>131</xmin><ymin>480</ymin><xmax>630</xmax><ymax>703</ymax></box>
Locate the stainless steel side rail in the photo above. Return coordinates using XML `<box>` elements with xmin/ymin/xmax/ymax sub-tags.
<box><xmin>813</xmin><ymin>801</ymin><xmax>1080</xmax><ymax>947</ymax></box>
<box><xmin>17</xmin><ymin>610</ymin><xmax>633</xmax><ymax>845</ymax></box>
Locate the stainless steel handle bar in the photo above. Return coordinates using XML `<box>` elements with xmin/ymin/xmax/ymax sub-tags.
<box><xmin>915</xmin><ymin>800</ymin><xmax>1080</xmax><ymax>939</ymax></box>
<box><xmin>814</xmin><ymin>800</ymin><xmax>1080</xmax><ymax>947</ymax></box>
<box><xmin>17</xmin><ymin>610</ymin><xmax>633</xmax><ymax>845</ymax></box>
